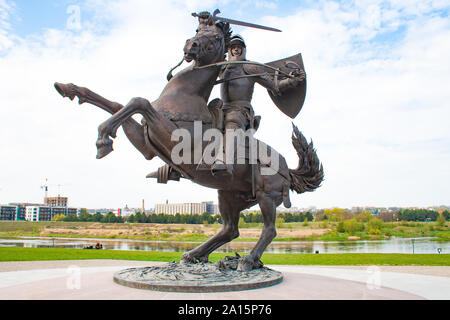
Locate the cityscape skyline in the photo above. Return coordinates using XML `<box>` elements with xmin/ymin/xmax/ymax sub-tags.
<box><xmin>2</xmin><ymin>192</ymin><xmax>449</xmax><ymax>213</ymax></box>
<box><xmin>1</xmin><ymin>1</ymin><xmax>449</xmax><ymax>209</ymax></box>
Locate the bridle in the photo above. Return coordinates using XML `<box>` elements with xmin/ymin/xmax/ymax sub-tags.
<box><xmin>167</xmin><ymin>29</ymin><xmax>226</xmax><ymax>81</ymax></box>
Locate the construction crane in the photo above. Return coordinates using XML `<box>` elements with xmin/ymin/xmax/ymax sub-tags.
<box><xmin>41</xmin><ymin>178</ymin><xmax>68</xmax><ymax>201</ymax></box>
<box><xmin>41</xmin><ymin>178</ymin><xmax>49</xmax><ymax>200</ymax></box>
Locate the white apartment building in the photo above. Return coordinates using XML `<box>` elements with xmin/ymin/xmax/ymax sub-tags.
<box><xmin>154</xmin><ymin>202</ymin><xmax>218</xmax><ymax>215</ymax></box>
<box><xmin>25</xmin><ymin>206</ymin><xmax>51</xmax><ymax>222</ymax></box>
<box><xmin>25</xmin><ymin>206</ymin><xmax>40</xmax><ymax>222</ymax></box>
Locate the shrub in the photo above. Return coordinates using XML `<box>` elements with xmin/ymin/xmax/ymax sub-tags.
<box><xmin>275</xmin><ymin>217</ymin><xmax>285</xmax><ymax>228</ymax></box>
<box><xmin>348</xmin><ymin>219</ymin><xmax>363</xmax><ymax>233</ymax></box>
<box><xmin>52</xmin><ymin>215</ymin><xmax>66</xmax><ymax>222</ymax></box>
<box><xmin>356</xmin><ymin>212</ymin><xmax>372</xmax><ymax>222</ymax></box>
<box><xmin>302</xmin><ymin>218</ymin><xmax>309</xmax><ymax>227</ymax></box>
<box><xmin>436</xmin><ymin>214</ymin><xmax>446</xmax><ymax>228</ymax></box>
<box><xmin>368</xmin><ymin>227</ymin><xmax>381</xmax><ymax>235</ymax></box>
<box><xmin>367</xmin><ymin>218</ymin><xmax>384</xmax><ymax>232</ymax></box>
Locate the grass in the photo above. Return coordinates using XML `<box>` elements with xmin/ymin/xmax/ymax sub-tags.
<box><xmin>0</xmin><ymin>247</ymin><xmax>449</xmax><ymax>266</ymax></box>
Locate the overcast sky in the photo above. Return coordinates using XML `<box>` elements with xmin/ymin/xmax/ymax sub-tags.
<box><xmin>0</xmin><ymin>0</ymin><xmax>449</xmax><ymax>210</ymax></box>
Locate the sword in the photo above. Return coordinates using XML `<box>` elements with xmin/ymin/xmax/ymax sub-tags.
<box><xmin>192</xmin><ymin>9</ymin><xmax>282</xmax><ymax>33</ymax></box>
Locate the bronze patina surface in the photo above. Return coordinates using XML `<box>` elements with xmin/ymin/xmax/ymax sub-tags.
<box><xmin>113</xmin><ymin>261</ymin><xmax>283</xmax><ymax>293</ymax></box>
<box><xmin>54</xmin><ymin>10</ymin><xmax>323</xmax><ymax>275</ymax></box>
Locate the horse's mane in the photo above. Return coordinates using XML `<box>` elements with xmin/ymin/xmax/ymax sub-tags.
<box><xmin>215</xmin><ymin>21</ymin><xmax>232</xmax><ymax>50</ymax></box>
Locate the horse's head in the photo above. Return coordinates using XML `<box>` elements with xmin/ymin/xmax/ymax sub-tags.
<box><xmin>184</xmin><ymin>12</ymin><xmax>231</xmax><ymax>66</ymax></box>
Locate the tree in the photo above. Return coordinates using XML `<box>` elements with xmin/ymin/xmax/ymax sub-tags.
<box><xmin>52</xmin><ymin>214</ymin><xmax>66</xmax><ymax>222</ymax></box>
<box><xmin>302</xmin><ymin>218</ymin><xmax>309</xmax><ymax>226</ymax></box>
<box><xmin>355</xmin><ymin>211</ymin><xmax>372</xmax><ymax>222</ymax></box>
<box><xmin>378</xmin><ymin>211</ymin><xmax>394</xmax><ymax>222</ymax></box>
<box><xmin>78</xmin><ymin>210</ymin><xmax>93</xmax><ymax>222</ymax></box>
<box><xmin>64</xmin><ymin>214</ymin><xmax>78</xmax><ymax>222</ymax></box>
<box><xmin>436</xmin><ymin>213</ymin><xmax>446</xmax><ymax>227</ymax></box>
<box><xmin>367</xmin><ymin>218</ymin><xmax>384</xmax><ymax>234</ymax></box>
<box><xmin>93</xmin><ymin>213</ymin><xmax>103</xmax><ymax>222</ymax></box>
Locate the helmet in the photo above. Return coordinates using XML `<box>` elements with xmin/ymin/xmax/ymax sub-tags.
<box><xmin>229</xmin><ymin>34</ymin><xmax>246</xmax><ymax>48</ymax></box>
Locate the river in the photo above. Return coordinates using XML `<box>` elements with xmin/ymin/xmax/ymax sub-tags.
<box><xmin>0</xmin><ymin>236</ymin><xmax>448</xmax><ymax>254</ymax></box>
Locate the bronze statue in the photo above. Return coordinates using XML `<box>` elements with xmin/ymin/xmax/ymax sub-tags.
<box><xmin>54</xmin><ymin>10</ymin><xmax>323</xmax><ymax>271</ymax></box>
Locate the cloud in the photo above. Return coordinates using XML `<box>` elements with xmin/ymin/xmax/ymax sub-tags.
<box><xmin>0</xmin><ymin>0</ymin><xmax>449</xmax><ymax>209</ymax></box>
<box><xmin>241</xmin><ymin>1</ymin><xmax>450</xmax><ymax>207</ymax></box>
<box><xmin>0</xmin><ymin>0</ymin><xmax>14</xmax><ymax>51</ymax></box>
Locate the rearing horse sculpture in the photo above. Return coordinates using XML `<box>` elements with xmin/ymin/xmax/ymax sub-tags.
<box><xmin>54</xmin><ymin>17</ymin><xmax>323</xmax><ymax>271</ymax></box>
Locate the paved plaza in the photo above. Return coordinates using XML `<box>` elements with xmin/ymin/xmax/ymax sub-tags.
<box><xmin>0</xmin><ymin>260</ymin><xmax>449</xmax><ymax>300</ymax></box>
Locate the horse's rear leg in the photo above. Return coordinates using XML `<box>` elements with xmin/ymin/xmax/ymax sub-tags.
<box><xmin>96</xmin><ymin>97</ymin><xmax>161</xmax><ymax>159</ymax></box>
<box><xmin>181</xmin><ymin>190</ymin><xmax>250</xmax><ymax>263</ymax></box>
<box><xmin>55</xmin><ymin>83</ymin><xmax>123</xmax><ymax>114</ymax></box>
<box><xmin>238</xmin><ymin>177</ymin><xmax>284</xmax><ymax>271</ymax></box>
<box><xmin>54</xmin><ymin>83</ymin><xmax>155</xmax><ymax>160</ymax></box>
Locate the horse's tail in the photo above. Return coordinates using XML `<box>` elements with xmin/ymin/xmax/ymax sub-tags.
<box><xmin>289</xmin><ymin>124</ymin><xmax>324</xmax><ymax>194</ymax></box>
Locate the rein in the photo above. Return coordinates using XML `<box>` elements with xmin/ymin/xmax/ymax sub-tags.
<box><xmin>195</xmin><ymin>61</ymin><xmax>295</xmax><ymax>79</ymax></box>
<box><xmin>167</xmin><ymin>57</ymin><xmax>185</xmax><ymax>81</ymax></box>
<box><xmin>214</xmin><ymin>73</ymin><xmax>270</xmax><ymax>85</ymax></box>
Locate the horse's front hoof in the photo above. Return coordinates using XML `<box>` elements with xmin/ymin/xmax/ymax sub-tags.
<box><xmin>237</xmin><ymin>258</ymin><xmax>253</xmax><ymax>271</ymax></box>
<box><xmin>96</xmin><ymin>138</ymin><xmax>114</xmax><ymax>159</ymax></box>
<box><xmin>181</xmin><ymin>252</ymin><xmax>197</xmax><ymax>264</ymax></box>
<box><xmin>237</xmin><ymin>256</ymin><xmax>263</xmax><ymax>271</ymax></box>
<box><xmin>181</xmin><ymin>252</ymin><xmax>208</xmax><ymax>264</ymax></box>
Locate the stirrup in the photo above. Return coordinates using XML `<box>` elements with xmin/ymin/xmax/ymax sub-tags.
<box><xmin>211</xmin><ymin>161</ymin><xmax>232</xmax><ymax>176</ymax></box>
<box><xmin>146</xmin><ymin>165</ymin><xmax>181</xmax><ymax>184</ymax></box>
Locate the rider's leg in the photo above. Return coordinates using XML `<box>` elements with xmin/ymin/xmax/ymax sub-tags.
<box><xmin>212</xmin><ymin>110</ymin><xmax>247</xmax><ymax>173</ymax></box>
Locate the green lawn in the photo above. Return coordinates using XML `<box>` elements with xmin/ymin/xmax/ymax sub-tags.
<box><xmin>0</xmin><ymin>247</ymin><xmax>448</xmax><ymax>266</ymax></box>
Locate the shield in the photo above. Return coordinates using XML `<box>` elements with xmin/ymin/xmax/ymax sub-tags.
<box><xmin>266</xmin><ymin>53</ymin><xmax>306</xmax><ymax>119</ymax></box>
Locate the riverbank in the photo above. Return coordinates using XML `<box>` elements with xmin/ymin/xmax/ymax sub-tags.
<box><xmin>0</xmin><ymin>220</ymin><xmax>448</xmax><ymax>242</ymax></box>
<box><xmin>1</xmin><ymin>247</ymin><xmax>449</xmax><ymax>266</ymax></box>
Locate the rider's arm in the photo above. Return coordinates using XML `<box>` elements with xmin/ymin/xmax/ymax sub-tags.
<box><xmin>243</xmin><ymin>64</ymin><xmax>306</xmax><ymax>96</ymax></box>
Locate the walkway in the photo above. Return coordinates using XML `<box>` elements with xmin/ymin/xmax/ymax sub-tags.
<box><xmin>0</xmin><ymin>260</ymin><xmax>448</xmax><ymax>300</ymax></box>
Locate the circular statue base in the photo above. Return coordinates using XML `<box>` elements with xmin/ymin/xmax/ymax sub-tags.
<box><xmin>113</xmin><ymin>261</ymin><xmax>283</xmax><ymax>293</ymax></box>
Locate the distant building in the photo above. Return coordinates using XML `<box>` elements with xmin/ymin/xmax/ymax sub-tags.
<box><xmin>51</xmin><ymin>207</ymin><xmax>68</xmax><ymax>217</ymax></box>
<box><xmin>67</xmin><ymin>208</ymin><xmax>79</xmax><ymax>216</ymax></box>
<box><xmin>50</xmin><ymin>207</ymin><xmax>79</xmax><ymax>217</ymax></box>
<box><xmin>45</xmin><ymin>196</ymin><xmax>68</xmax><ymax>207</ymax></box>
<box><xmin>118</xmin><ymin>205</ymin><xmax>135</xmax><ymax>217</ymax></box>
<box><xmin>0</xmin><ymin>201</ymin><xmax>80</xmax><ymax>222</ymax></box>
<box><xmin>9</xmin><ymin>203</ymin><xmax>43</xmax><ymax>221</ymax></box>
<box><xmin>87</xmin><ymin>209</ymin><xmax>116</xmax><ymax>215</ymax></box>
<box><xmin>0</xmin><ymin>205</ymin><xmax>17</xmax><ymax>221</ymax></box>
<box><xmin>154</xmin><ymin>201</ymin><xmax>218</xmax><ymax>215</ymax></box>
<box><xmin>25</xmin><ymin>206</ymin><xmax>51</xmax><ymax>222</ymax></box>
